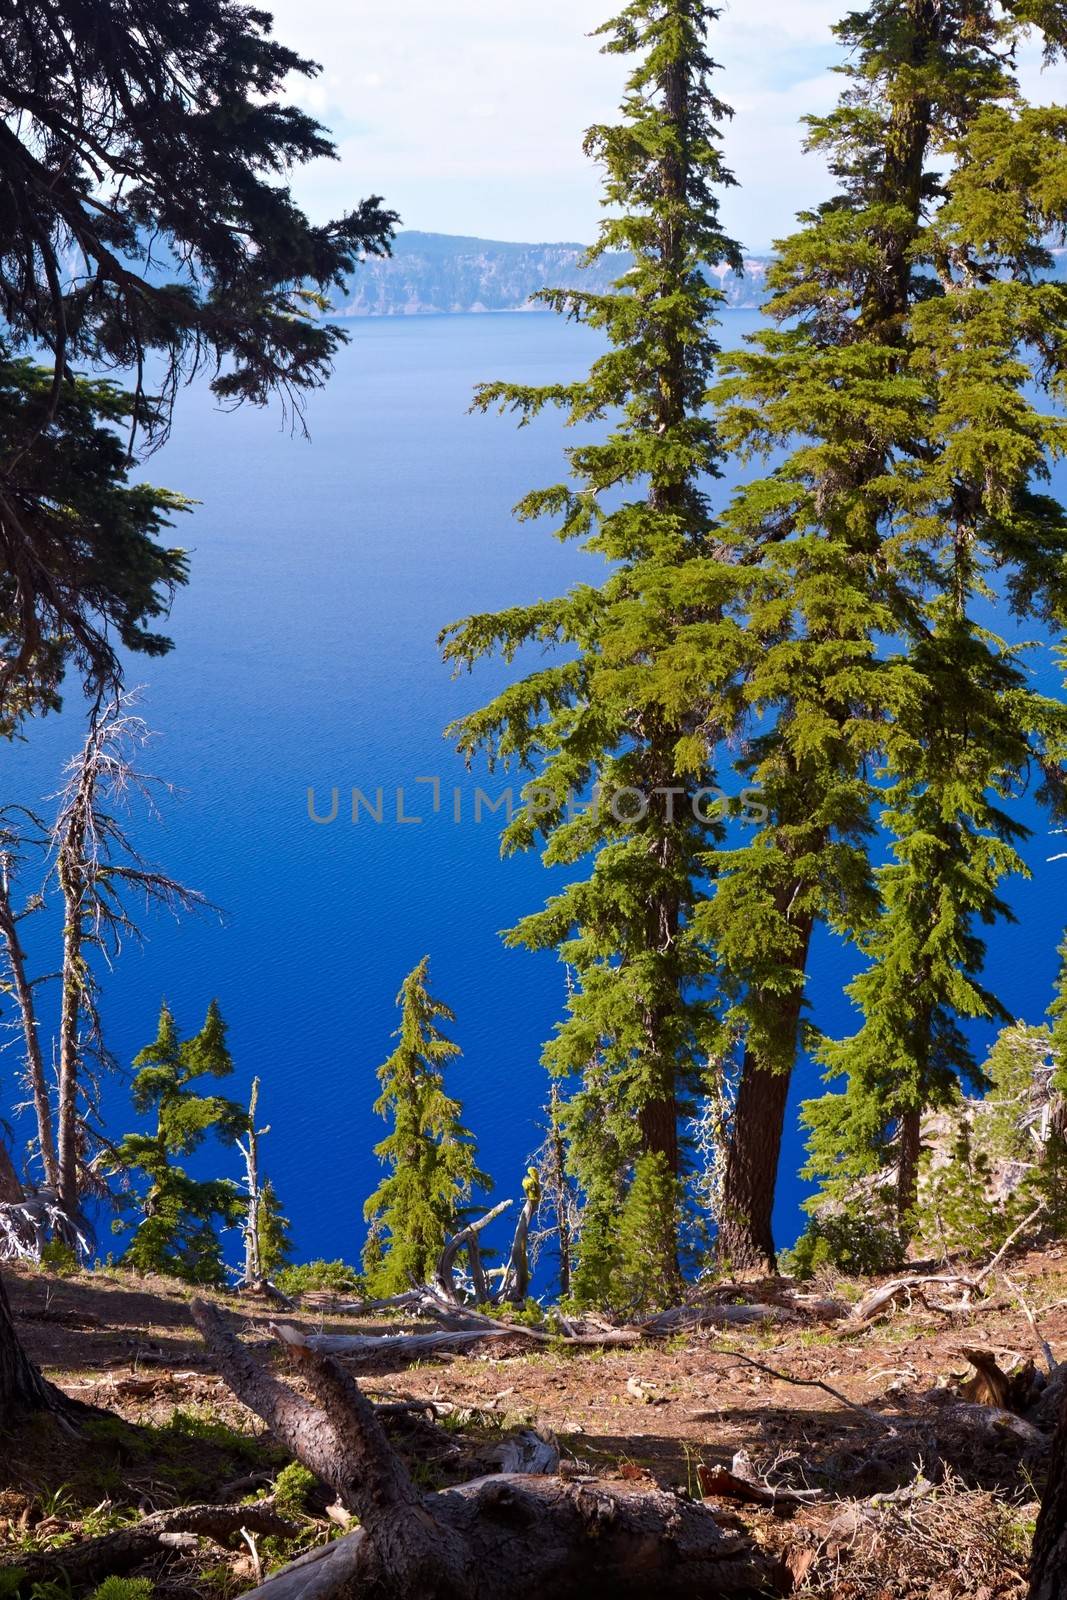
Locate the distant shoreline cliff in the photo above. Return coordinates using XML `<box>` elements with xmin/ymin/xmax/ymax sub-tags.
<box><xmin>336</xmin><ymin>230</ymin><xmax>771</xmax><ymax>318</ymax></box>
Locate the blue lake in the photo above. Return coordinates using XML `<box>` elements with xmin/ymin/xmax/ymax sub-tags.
<box><xmin>6</xmin><ymin>309</ymin><xmax>1066</xmax><ymax>1273</ymax></box>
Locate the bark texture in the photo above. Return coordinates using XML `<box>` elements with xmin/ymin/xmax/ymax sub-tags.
<box><xmin>0</xmin><ymin>1269</ymin><xmax>75</xmax><ymax>1423</ymax></box>
<box><xmin>717</xmin><ymin>1054</ymin><xmax>793</xmax><ymax>1274</ymax></box>
<box><xmin>1030</xmin><ymin>1384</ymin><xmax>1067</xmax><ymax>1600</ymax></box>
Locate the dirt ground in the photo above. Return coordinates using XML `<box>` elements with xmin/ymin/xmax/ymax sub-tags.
<box><xmin>3</xmin><ymin>1248</ymin><xmax>1065</xmax><ymax>1597</ymax></box>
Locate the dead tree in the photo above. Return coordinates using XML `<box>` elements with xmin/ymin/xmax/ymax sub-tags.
<box><xmin>237</xmin><ymin>1076</ymin><xmax>267</xmax><ymax>1288</ymax></box>
<box><xmin>529</xmin><ymin>1084</ymin><xmax>578</xmax><ymax>1299</ymax></box>
<box><xmin>191</xmin><ymin>1299</ymin><xmax>775</xmax><ymax>1600</ymax></box>
<box><xmin>1030</xmin><ymin>1382</ymin><xmax>1067</xmax><ymax>1600</ymax></box>
<box><xmin>0</xmin><ymin>821</ymin><xmax>57</xmax><ymax>1188</ymax></box>
<box><xmin>51</xmin><ymin>695</ymin><xmax>209</xmax><ymax>1213</ymax></box>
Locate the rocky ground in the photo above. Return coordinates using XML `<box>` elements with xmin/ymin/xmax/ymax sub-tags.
<box><xmin>2</xmin><ymin>1247</ymin><xmax>1065</xmax><ymax>1597</ymax></box>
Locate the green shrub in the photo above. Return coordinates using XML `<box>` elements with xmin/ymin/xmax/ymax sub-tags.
<box><xmin>272</xmin><ymin>1462</ymin><xmax>318</xmax><ymax>1518</ymax></box>
<box><xmin>783</xmin><ymin>1211</ymin><xmax>906</xmax><ymax>1280</ymax></box>
<box><xmin>89</xmin><ymin>1581</ymin><xmax>154</xmax><ymax>1600</ymax></box>
<box><xmin>274</xmin><ymin>1259</ymin><xmax>363</xmax><ymax>1298</ymax></box>
<box><xmin>38</xmin><ymin>1239</ymin><xmax>80</xmax><ymax>1276</ymax></box>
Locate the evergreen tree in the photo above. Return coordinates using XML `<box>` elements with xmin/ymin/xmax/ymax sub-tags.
<box><xmin>362</xmin><ymin>959</ymin><xmax>488</xmax><ymax>1296</ymax></box>
<box><xmin>258</xmin><ymin>1180</ymin><xmax>295</xmax><ymax>1280</ymax></box>
<box><xmin>617</xmin><ymin>1152</ymin><xmax>684</xmax><ymax>1313</ymax></box>
<box><xmin>0</xmin><ymin>361</ymin><xmax>187</xmax><ymax>736</ymax></box>
<box><xmin>441</xmin><ymin>0</ymin><xmax>746</xmax><ymax>1283</ymax></box>
<box><xmin>111</xmin><ymin>1002</ymin><xmax>246</xmax><ymax>1285</ymax></box>
<box><xmin>0</xmin><ymin>1</ymin><xmax>394</xmax><ymax>727</ymax></box>
<box><xmin>802</xmin><ymin>621</ymin><xmax>1035</xmax><ymax>1225</ymax></box>
<box><xmin>709</xmin><ymin>0</ymin><xmax>1067</xmax><ymax>1266</ymax></box>
<box><xmin>1049</xmin><ymin>933</ymin><xmax>1067</xmax><ymax>1099</ymax></box>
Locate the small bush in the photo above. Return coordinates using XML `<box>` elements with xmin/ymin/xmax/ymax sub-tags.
<box><xmin>89</xmin><ymin>1581</ymin><xmax>154</xmax><ymax>1600</ymax></box>
<box><xmin>272</xmin><ymin>1461</ymin><xmax>318</xmax><ymax>1518</ymax></box>
<box><xmin>783</xmin><ymin>1211</ymin><xmax>906</xmax><ymax>1280</ymax></box>
<box><xmin>274</xmin><ymin>1259</ymin><xmax>363</xmax><ymax>1298</ymax></box>
<box><xmin>38</xmin><ymin>1239</ymin><xmax>80</xmax><ymax>1276</ymax></box>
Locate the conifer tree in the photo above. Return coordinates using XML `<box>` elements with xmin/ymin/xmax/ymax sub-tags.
<box><xmin>0</xmin><ymin>2</ymin><xmax>394</xmax><ymax>729</ymax></box>
<box><xmin>362</xmin><ymin>959</ymin><xmax>488</xmax><ymax>1296</ymax></box>
<box><xmin>258</xmin><ymin>1181</ymin><xmax>295</xmax><ymax>1280</ymax></box>
<box><xmin>616</xmin><ymin>1152</ymin><xmax>684</xmax><ymax>1312</ymax></box>
<box><xmin>111</xmin><ymin>1001</ymin><xmax>245</xmax><ymax>1285</ymax></box>
<box><xmin>710</xmin><ymin>0</ymin><xmax>1067</xmax><ymax>1266</ymax></box>
<box><xmin>441</xmin><ymin>0</ymin><xmax>746</xmax><ymax>1283</ymax></box>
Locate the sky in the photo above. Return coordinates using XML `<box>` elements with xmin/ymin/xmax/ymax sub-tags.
<box><xmin>266</xmin><ymin>1</ymin><xmax>1062</xmax><ymax>252</ymax></box>
<box><xmin>261</xmin><ymin>0</ymin><xmax>848</xmax><ymax>252</ymax></box>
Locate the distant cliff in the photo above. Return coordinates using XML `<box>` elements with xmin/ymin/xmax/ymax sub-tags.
<box><xmin>336</xmin><ymin>231</ymin><xmax>771</xmax><ymax>317</ymax></box>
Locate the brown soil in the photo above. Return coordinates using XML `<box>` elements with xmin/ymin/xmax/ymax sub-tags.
<box><xmin>3</xmin><ymin>1249</ymin><xmax>1065</xmax><ymax>1597</ymax></box>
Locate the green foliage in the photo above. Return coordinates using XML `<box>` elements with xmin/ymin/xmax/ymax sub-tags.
<box><xmin>363</xmin><ymin>959</ymin><xmax>488</xmax><ymax>1295</ymax></box>
<box><xmin>616</xmin><ymin>1153</ymin><xmax>684</xmax><ymax>1313</ymax></box>
<box><xmin>914</xmin><ymin>1021</ymin><xmax>1067</xmax><ymax>1259</ymax></box>
<box><xmin>0</xmin><ymin>359</ymin><xmax>189</xmax><ymax>733</ymax></box>
<box><xmin>271</xmin><ymin>1462</ymin><xmax>318</xmax><ymax>1519</ymax></box>
<box><xmin>274</xmin><ymin>1259</ymin><xmax>364</xmax><ymax>1298</ymax></box>
<box><xmin>440</xmin><ymin>0</ymin><xmax>746</xmax><ymax>1275</ymax></box>
<box><xmin>0</xmin><ymin>0</ymin><xmax>394</xmax><ymax>724</ymax></box>
<box><xmin>109</xmin><ymin>1001</ymin><xmax>245</xmax><ymax>1285</ymax></box>
<box><xmin>783</xmin><ymin>1211</ymin><xmax>906</xmax><ymax>1282</ymax></box>
<box><xmin>921</xmin><ymin>1105</ymin><xmax>1006</xmax><ymax>1261</ymax></box>
<box><xmin>750</xmin><ymin>0</ymin><xmax>1067</xmax><ymax>1246</ymax></box>
<box><xmin>258</xmin><ymin>1180</ymin><xmax>294</xmax><ymax>1279</ymax></box>
<box><xmin>88</xmin><ymin>1581</ymin><xmax>153</xmax><ymax>1600</ymax></box>
<box><xmin>569</xmin><ymin>1196</ymin><xmax>623</xmax><ymax>1309</ymax></box>
<box><xmin>37</xmin><ymin>1240</ymin><xmax>79</xmax><ymax>1277</ymax></box>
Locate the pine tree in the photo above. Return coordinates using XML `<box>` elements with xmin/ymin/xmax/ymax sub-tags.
<box><xmin>0</xmin><ymin>2</ymin><xmax>394</xmax><ymax>728</ymax></box>
<box><xmin>617</xmin><ymin>1152</ymin><xmax>683</xmax><ymax>1313</ymax></box>
<box><xmin>362</xmin><ymin>959</ymin><xmax>488</xmax><ymax>1296</ymax></box>
<box><xmin>802</xmin><ymin>620</ymin><xmax>1035</xmax><ymax>1226</ymax></box>
<box><xmin>440</xmin><ymin>0</ymin><xmax>746</xmax><ymax>1280</ymax></box>
<box><xmin>258</xmin><ymin>1181</ymin><xmax>294</xmax><ymax>1280</ymax></box>
<box><xmin>111</xmin><ymin>1001</ymin><xmax>246</xmax><ymax>1286</ymax></box>
<box><xmin>709</xmin><ymin>0</ymin><xmax>1067</xmax><ymax>1267</ymax></box>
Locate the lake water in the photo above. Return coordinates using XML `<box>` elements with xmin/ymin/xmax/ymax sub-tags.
<box><xmin>6</xmin><ymin>309</ymin><xmax>1066</xmax><ymax>1273</ymax></box>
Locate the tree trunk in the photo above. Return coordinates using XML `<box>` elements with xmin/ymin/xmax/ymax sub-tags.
<box><xmin>896</xmin><ymin>1107</ymin><xmax>922</xmax><ymax>1225</ymax></box>
<box><xmin>238</xmin><ymin>1077</ymin><xmax>264</xmax><ymax>1288</ymax></box>
<box><xmin>56</xmin><ymin>836</ymin><xmax>86</xmax><ymax>1217</ymax></box>
<box><xmin>1030</xmin><ymin>1384</ymin><xmax>1067</xmax><ymax>1600</ymax></box>
<box><xmin>638</xmin><ymin>1095</ymin><xmax>679</xmax><ymax>1180</ymax></box>
<box><xmin>549</xmin><ymin>1085</ymin><xmax>571</xmax><ymax>1299</ymax></box>
<box><xmin>0</xmin><ymin>1142</ymin><xmax>22</xmax><ymax>1204</ymax></box>
<box><xmin>0</xmin><ymin>862</ymin><xmax>58</xmax><ymax>1189</ymax></box>
<box><xmin>0</xmin><ymin>1270</ymin><xmax>71</xmax><ymax>1422</ymax></box>
<box><xmin>716</xmin><ymin>1055</ymin><xmax>792</xmax><ymax>1274</ymax></box>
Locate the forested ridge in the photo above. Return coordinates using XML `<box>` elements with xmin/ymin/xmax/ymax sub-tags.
<box><xmin>3</xmin><ymin>0</ymin><xmax>1067</xmax><ymax>1596</ymax></box>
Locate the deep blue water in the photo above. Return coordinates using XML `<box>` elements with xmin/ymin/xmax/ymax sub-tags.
<box><xmin>5</xmin><ymin>309</ymin><xmax>1067</xmax><ymax>1275</ymax></box>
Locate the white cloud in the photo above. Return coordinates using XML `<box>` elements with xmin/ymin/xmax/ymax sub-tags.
<box><xmin>263</xmin><ymin>0</ymin><xmax>842</xmax><ymax>244</ymax></box>
<box><xmin>262</xmin><ymin>1</ymin><xmax>1064</xmax><ymax>249</ymax></box>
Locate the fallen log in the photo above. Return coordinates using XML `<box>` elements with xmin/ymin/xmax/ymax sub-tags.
<box><xmin>0</xmin><ymin>1502</ymin><xmax>298</xmax><ymax>1591</ymax></box>
<box><xmin>191</xmin><ymin>1299</ymin><xmax>779</xmax><ymax>1600</ymax></box>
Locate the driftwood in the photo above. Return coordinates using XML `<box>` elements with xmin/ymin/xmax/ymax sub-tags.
<box><xmin>191</xmin><ymin>1299</ymin><xmax>777</xmax><ymax>1600</ymax></box>
<box><xmin>0</xmin><ymin>1502</ymin><xmax>298</xmax><ymax>1591</ymax></box>
<box><xmin>849</xmin><ymin>1205</ymin><xmax>1049</xmax><ymax>1327</ymax></box>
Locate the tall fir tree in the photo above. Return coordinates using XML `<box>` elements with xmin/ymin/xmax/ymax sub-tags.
<box><xmin>111</xmin><ymin>1001</ymin><xmax>246</xmax><ymax>1286</ymax></box>
<box><xmin>362</xmin><ymin>959</ymin><xmax>488</xmax><ymax>1296</ymax></box>
<box><xmin>441</xmin><ymin>0</ymin><xmax>747</xmax><ymax>1287</ymax></box>
<box><xmin>709</xmin><ymin>0</ymin><xmax>1067</xmax><ymax>1267</ymax></box>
